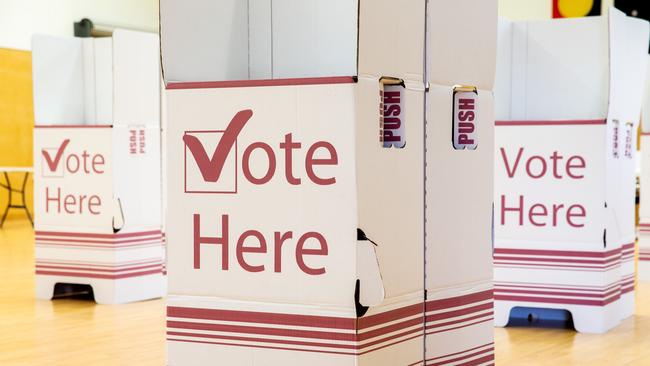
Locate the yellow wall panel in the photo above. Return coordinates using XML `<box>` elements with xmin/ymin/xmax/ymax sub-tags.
<box><xmin>0</xmin><ymin>48</ymin><xmax>34</xmax><ymax>222</ymax></box>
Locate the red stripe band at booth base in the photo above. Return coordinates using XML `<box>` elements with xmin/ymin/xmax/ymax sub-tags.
<box><xmin>35</xmin><ymin>258</ymin><xmax>163</xmax><ymax>279</ymax></box>
<box><xmin>422</xmin><ymin>289</ymin><xmax>494</xmax><ymax>366</ymax></box>
<box><xmin>166</xmin><ymin>289</ymin><xmax>493</xmax><ymax>362</ymax></box>
<box><xmin>35</xmin><ymin>230</ymin><xmax>164</xmax><ymax>250</ymax></box>
<box><xmin>621</xmin><ymin>243</ymin><xmax>635</xmax><ymax>264</ymax></box>
<box><xmin>638</xmin><ymin>223</ymin><xmax>650</xmax><ymax>234</ymax></box>
<box><xmin>494</xmin><ymin>247</ymin><xmax>632</xmax><ymax>306</ymax></box>
<box><xmin>418</xmin><ymin>342</ymin><xmax>494</xmax><ymax>366</ymax></box>
<box><xmin>640</xmin><ymin>247</ymin><xmax>650</xmax><ymax>262</ymax></box>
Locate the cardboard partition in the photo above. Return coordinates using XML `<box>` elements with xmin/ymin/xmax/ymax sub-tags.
<box><xmin>424</xmin><ymin>0</ymin><xmax>497</xmax><ymax>362</ymax></box>
<box><xmin>160</xmin><ymin>0</ymin><xmax>357</xmax><ymax>82</ymax></box>
<box><xmin>161</xmin><ymin>0</ymin><xmax>497</xmax><ymax>364</ymax></box>
<box><xmin>638</xmin><ymin>57</ymin><xmax>650</xmax><ymax>281</ymax></box>
<box><xmin>31</xmin><ymin>30</ymin><xmax>164</xmax><ymax>304</ymax></box>
<box><xmin>494</xmin><ymin>9</ymin><xmax>649</xmax><ymax>333</ymax></box>
<box><xmin>639</xmin><ymin>133</ymin><xmax>650</xmax><ymax>281</ymax></box>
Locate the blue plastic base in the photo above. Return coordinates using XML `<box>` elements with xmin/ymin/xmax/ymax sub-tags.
<box><xmin>507</xmin><ymin>306</ymin><xmax>574</xmax><ymax>330</ymax></box>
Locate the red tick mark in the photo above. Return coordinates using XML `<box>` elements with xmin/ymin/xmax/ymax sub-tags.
<box><xmin>42</xmin><ymin>139</ymin><xmax>70</xmax><ymax>172</ymax></box>
<box><xmin>184</xmin><ymin>110</ymin><xmax>253</xmax><ymax>182</ymax></box>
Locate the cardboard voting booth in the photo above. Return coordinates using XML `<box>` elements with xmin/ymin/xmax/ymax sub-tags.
<box><xmin>494</xmin><ymin>9</ymin><xmax>649</xmax><ymax>333</ymax></box>
<box><xmin>161</xmin><ymin>0</ymin><xmax>496</xmax><ymax>365</ymax></box>
<box><xmin>639</xmin><ymin>57</ymin><xmax>650</xmax><ymax>281</ymax></box>
<box><xmin>32</xmin><ymin>30</ymin><xmax>164</xmax><ymax>304</ymax></box>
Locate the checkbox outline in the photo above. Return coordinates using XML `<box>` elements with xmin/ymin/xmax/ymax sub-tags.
<box><xmin>184</xmin><ymin>130</ymin><xmax>238</xmax><ymax>194</ymax></box>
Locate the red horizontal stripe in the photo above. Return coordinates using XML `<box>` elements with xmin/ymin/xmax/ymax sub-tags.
<box><xmin>495</xmin><ymin>283</ymin><xmax>619</xmax><ymax>293</ymax></box>
<box><xmin>495</xmin><ymin>119</ymin><xmax>606</xmax><ymax>126</ymax></box>
<box><xmin>358</xmin><ymin>303</ymin><xmax>423</xmax><ymax>329</ymax></box>
<box><xmin>425</xmin><ymin>317</ymin><xmax>493</xmax><ymax>336</ymax></box>
<box><xmin>166</xmin><ymin>76</ymin><xmax>356</xmax><ymax>90</ymax></box>
<box><xmin>36</xmin><ymin>263</ymin><xmax>162</xmax><ymax>273</ymax></box>
<box><xmin>357</xmin><ymin>326</ymin><xmax>423</xmax><ymax>351</ymax></box>
<box><xmin>167</xmin><ymin>307</ymin><xmax>356</xmax><ymax>330</ymax></box>
<box><xmin>167</xmin><ymin>320</ymin><xmax>355</xmax><ymax>342</ymax></box>
<box><xmin>34</xmin><ymin>124</ymin><xmax>112</xmax><ymax>129</ymax></box>
<box><xmin>444</xmin><ymin>354</ymin><xmax>494</xmax><ymax>366</ymax></box>
<box><xmin>168</xmin><ymin>327</ymin><xmax>425</xmax><ymax>356</ymax></box>
<box><xmin>358</xmin><ymin>332</ymin><xmax>423</xmax><ymax>356</ymax></box>
<box><xmin>495</xmin><ymin>288</ymin><xmax>619</xmax><ymax>300</ymax></box>
<box><xmin>358</xmin><ymin>317</ymin><xmax>422</xmax><ymax>342</ymax></box>
<box><xmin>494</xmin><ymin>261</ymin><xmax>620</xmax><ymax>270</ymax></box>
<box><xmin>36</xmin><ymin>268</ymin><xmax>162</xmax><ymax>279</ymax></box>
<box><xmin>35</xmin><ymin>236</ymin><xmax>163</xmax><ymax>245</ymax></box>
<box><xmin>427</xmin><ymin>347</ymin><xmax>494</xmax><ymax>366</ymax></box>
<box><xmin>494</xmin><ymin>293</ymin><xmax>620</xmax><ymax>306</ymax></box>
<box><xmin>493</xmin><ymin>255</ymin><xmax>618</xmax><ymax>265</ymax></box>
<box><xmin>426</xmin><ymin>290</ymin><xmax>493</xmax><ymax>312</ymax></box>
<box><xmin>167</xmin><ymin>330</ymin><xmax>357</xmax><ymax>350</ymax></box>
<box><xmin>35</xmin><ymin>242</ymin><xmax>162</xmax><ymax>250</ymax></box>
<box><xmin>494</xmin><ymin>247</ymin><xmax>620</xmax><ymax>258</ymax></box>
<box><xmin>621</xmin><ymin>286</ymin><xmax>635</xmax><ymax>294</ymax></box>
<box><xmin>36</xmin><ymin>261</ymin><xmax>161</xmax><ymax>269</ymax></box>
<box><xmin>35</xmin><ymin>230</ymin><xmax>162</xmax><ymax>239</ymax></box>
<box><xmin>169</xmin><ymin>318</ymin><xmax>424</xmax><ymax>346</ymax></box>
<box><xmin>167</xmin><ymin>337</ymin><xmax>354</xmax><ymax>356</ymax></box>
<box><xmin>426</xmin><ymin>311</ymin><xmax>493</xmax><ymax>332</ymax></box>
<box><xmin>426</xmin><ymin>302</ymin><xmax>492</xmax><ymax>322</ymax></box>
<box><xmin>425</xmin><ymin>343</ymin><xmax>494</xmax><ymax>363</ymax></box>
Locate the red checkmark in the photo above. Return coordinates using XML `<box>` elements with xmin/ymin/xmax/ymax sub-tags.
<box><xmin>42</xmin><ymin>139</ymin><xmax>70</xmax><ymax>172</ymax></box>
<box><xmin>184</xmin><ymin>109</ymin><xmax>253</xmax><ymax>182</ymax></box>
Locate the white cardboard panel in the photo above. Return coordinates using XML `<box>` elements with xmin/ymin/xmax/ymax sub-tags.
<box><xmin>608</xmin><ymin>8</ymin><xmax>648</xmax><ymax>247</ymax></box>
<box><xmin>33</xmin><ymin>128</ymin><xmax>114</xmax><ymax>233</ymax></box>
<box><xmin>32</xmin><ymin>35</ymin><xmax>85</xmax><ymax>125</ymax></box>
<box><xmin>643</xmin><ymin>57</ymin><xmax>650</xmax><ymax>133</ymax></box>
<box><xmin>426</xmin><ymin>85</ymin><xmax>495</xmax><ymax>288</ymax></box>
<box><xmin>608</xmin><ymin>9</ymin><xmax>650</xmax><ymax>125</ymax></box>
<box><xmin>165</xmin><ymin>85</ymin><xmax>358</xmax><ymax>307</ymax></box>
<box><xmin>112</xmin><ymin>126</ymin><xmax>162</xmax><ymax>232</ymax></box>
<box><xmin>427</xmin><ymin>0</ymin><xmax>498</xmax><ymax>90</ymax></box>
<box><xmin>93</xmin><ymin>38</ymin><xmax>114</xmax><ymax>124</ymax></box>
<box><xmin>159</xmin><ymin>0</ymin><xmax>249</xmax><ymax>82</ymax></box>
<box><xmin>495</xmin><ymin>18</ymin><xmax>513</xmax><ymax>120</ymax></box>
<box><xmin>356</xmin><ymin>77</ymin><xmax>425</xmax><ymax>298</ymax></box>
<box><xmin>270</xmin><ymin>0</ymin><xmax>357</xmax><ymax>78</ymax></box>
<box><xmin>641</xmin><ymin>135</ymin><xmax>650</xmax><ymax>222</ymax></box>
<box><xmin>248</xmin><ymin>0</ymin><xmax>273</xmax><ymax>80</ymax></box>
<box><xmin>520</xmin><ymin>17</ymin><xmax>609</xmax><ymax>120</ymax></box>
<box><xmin>357</xmin><ymin>0</ymin><xmax>425</xmax><ymax>81</ymax></box>
<box><xmin>160</xmin><ymin>0</ymin><xmax>357</xmax><ymax>83</ymax></box>
<box><xmin>113</xmin><ymin>29</ymin><xmax>161</xmax><ymax>126</ymax></box>
<box><xmin>81</xmin><ymin>39</ymin><xmax>97</xmax><ymax>124</ymax></box>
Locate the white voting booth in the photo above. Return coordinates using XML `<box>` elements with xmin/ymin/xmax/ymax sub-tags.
<box><xmin>494</xmin><ymin>9</ymin><xmax>649</xmax><ymax>333</ymax></box>
<box><xmin>639</xmin><ymin>57</ymin><xmax>650</xmax><ymax>281</ymax></box>
<box><xmin>162</xmin><ymin>0</ymin><xmax>496</xmax><ymax>365</ymax></box>
<box><xmin>32</xmin><ymin>30</ymin><xmax>165</xmax><ymax>304</ymax></box>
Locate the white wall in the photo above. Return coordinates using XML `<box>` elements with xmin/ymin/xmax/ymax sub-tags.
<box><xmin>0</xmin><ymin>0</ymin><xmax>158</xmax><ymax>50</ymax></box>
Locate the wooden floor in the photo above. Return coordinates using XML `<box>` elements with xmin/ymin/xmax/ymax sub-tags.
<box><xmin>2</xmin><ymin>219</ymin><xmax>650</xmax><ymax>365</ymax></box>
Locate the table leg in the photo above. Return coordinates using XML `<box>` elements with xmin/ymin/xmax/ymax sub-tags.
<box><xmin>21</xmin><ymin>172</ymin><xmax>33</xmax><ymax>227</ymax></box>
<box><xmin>0</xmin><ymin>172</ymin><xmax>11</xmax><ymax>228</ymax></box>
